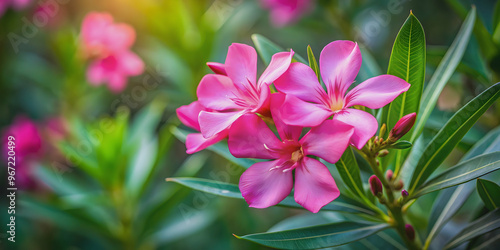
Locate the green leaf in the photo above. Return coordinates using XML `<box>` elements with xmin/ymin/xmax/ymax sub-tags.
<box><xmin>411</xmin><ymin>152</ymin><xmax>500</xmax><ymax>199</ymax></box>
<box><xmin>236</xmin><ymin>222</ymin><xmax>389</xmax><ymax>249</ymax></box>
<box><xmin>125</xmin><ymin>136</ymin><xmax>158</xmax><ymax>199</ymax></box>
<box><xmin>424</xmin><ymin>127</ymin><xmax>500</xmax><ymax>249</ymax></box>
<box><xmin>385</xmin><ymin>12</ymin><xmax>426</xmax><ymax>141</ymax></box>
<box><xmin>408</xmin><ymin>82</ymin><xmax>500</xmax><ymax>194</ymax></box>
<box><xmin>171</xmin><ymin>126</ymin><xmax>258</xmax><ymax>169</ymax></box>
<box><xmin>477</xmin><ymin>179</ymin><xmax>500</xmax><ymax>210</ymax></box>
<box><xmin>388</xmin><ymin>140</ymin><xmax>412</xmax><ymax>149</ymax></box>
<box><xmin>411</xmin><ymin>7</ymin><xmax>476</xmax><ymax>142</ymax></box>
<box><xmin>307</xmin><ymin>45</ymin><xmax>320</xmax><ymax>82</ymax></box>
<box><xmin>444</xmin><ymin>208</ymin><xmax>500</xmax><ymax>249</ymax></box>
<box><xmin>357</xmin><ymin>47</ymin><xmax>382</xmax><ymax>81</ymax></box>
<box><xmin>167</xmin><ymin>177</ymin><xmax>376</xmax><ymax>215</ymax></box>
<box><xmin>251</xmin><ymin>34</ymin><xmax>307</xmax><ymax>65</ymax></box>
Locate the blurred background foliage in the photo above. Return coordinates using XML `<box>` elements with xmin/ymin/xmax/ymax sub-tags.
<box><xmin>0</xmin><ymin>0</ymin><xmax>499</xmax><ymax>249</ymax></box>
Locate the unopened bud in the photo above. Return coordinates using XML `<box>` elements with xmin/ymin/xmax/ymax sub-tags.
<box><xmin>388</xmin><ymin>113</ymin><xmax>416</xmax><ymax>142</ymax></box>
<box><xmin>405</xmin><ymin>224</ymin><xmax>415</xmax><ymax>241</ymax></box>
<box><xmin>378</xmin><ymin>149</ymin><xmax>389</xmax><ymax>157</ymax></box>
<box><xmin>379</xmin><ymin>123</ymin><xmax>387</xmax><ymax>138</ymax></box>
<box><xmin>402</xmin><ymin>189</ymin><xmax>409</xmax><ymax>197</ymax></box>
<box><xmin>369</xmin><ymin>175</ymin><xmax>383</xmax><ymax>197</ymax></box>
<box><xmin>386</xmin><ymin>170</ymin><xmax>393</xmax><ymax>181</ymax></box>
<box><xmin>394</xmin><ymin>180</ymin><xmax>404</xmax><ymax>190</ymax></box>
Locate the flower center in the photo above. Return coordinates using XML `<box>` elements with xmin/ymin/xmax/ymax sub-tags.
<box><xmin>329</xmin><ymin>99</ymin><xmax>344</xmax><ymax>112</ymax></box>
<box><xmin>265</xmin><ymin>140</ymin><xmax>304</xmax><ymax>173</ymax></box>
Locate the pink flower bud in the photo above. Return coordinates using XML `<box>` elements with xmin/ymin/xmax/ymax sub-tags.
<box><xmin>402</xmin><ymin>189</ymin><xmax>409</xmax><ymax>197</ymax></box>
<box><xmin>369</xmin><ymin>175</ymin><xmax>383</xmax><ymax>196</ymax></box>
<box><xmin>405</xmin><ymin>224</ymin><xmax>415</xmax><ymax>241</ymax></box>
<box><xmin>385</xmin><ymin>169</ymin><xmax>393</xmax><ymax>181</ymax></box>
<box><xmin>389</xmin><ymin>113</ymin><xmax>416</xmax><ymax>142</ymax></box>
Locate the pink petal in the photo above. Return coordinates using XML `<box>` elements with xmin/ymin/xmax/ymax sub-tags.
<box><xmin>333</xmin><ymin>108</ymin><xmax>378</xmax><ymax>149</ymax></box>
<box><xmin>81</xmin><ymin>12</ymin><xmax>114</xmax><ymax>53</ymax></box>
<box><xmin>185</xmin><ymin>130</ymin><xmax>227</xmax><ymax>154</ymax></box>
<box><xmin>345</xmin><ymin>75</ymin><xmax>410</xmax><ymax>109</ymax></box>
<box><xmin>274</xmin><ymin>62</ymin><xmax>327</xmax><ymax>103</ymax></box>
<box><xmin>224</xmin><ymin>43</ymin><xmax>257</xmax><ymax>87</ymax></box>
<box><xmin>196</xmin><ymin>74</ymin><xmax>240</xmax><ymax>111</ymax></box>
<box><xmin>199</xmin><ymin>110</ymin><xmax>246</xmax><ymax>139</ymax></box>
<box><xmin>118</xmin><ymin>51</ymin><xmax>145</xmax><ymax>76</ymax></box>
<box><xmin>270</xmin><ymin>93</ymin><xmax>302</xmax><ymax>141</ymax></box>
<box><xmin>281</xmin><ymin>94</ymin><xmax>333</xmax><ymax>127</ymax></box>
<box><xmin>176</xmin><ymin>101</ymin><xmax>203</xmax><ymax>131</ymax></box>
<box><xmin>228</xmin><ymin>114</ymin><xmax>282</xmax><ymax>159</ymax></box>
<box><xmin>300</xmin><ymin>119</ymin><xmax>354</xmax><ymax>164</ymax></box>
<box><xmin>240</xmin><ymin>159</ymin><xmax>294</xmax><ymax>208</ymax></box>
<box><xmin>86</xmin><ymin>60</ymin><xmax>106</xmax><ymax>86</ymax></box>
<box><xmin>104</xmin><ymin>23</ymin><xmax>136</xmax><ymax>53</ymax></box>
<box><xmin>254</xmin><ymin>83</ymin><xmax>271</xmax><ymax>115</ymax></box>
<box><xmin>257</xmin><ymin>50</ymin><xmax>294</xmax><ymax>86</ymax></box>
<box><xmin>207</xmin><ymin>62</ymin><xmax>227</xmax><ymax>75</ymax></box>
<box><xmin>294</xmin><ymin>157</ymin><xmax>340</xmax><ymax>213</ymax></box>
<box><xmin>107</xmin><ymin>73</ymin><xmax>127</xmax><ymax>93</ymax></box>
<box><xmin>320</xmin><ymin>41</ymin><xmax>361</xmax><ymax>97</ymax></box>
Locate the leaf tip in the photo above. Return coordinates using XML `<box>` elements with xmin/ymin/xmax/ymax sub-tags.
<box><xmin>232</xmin><ymin>233</ymin><xmax>242</xmax><ymax>239</ymax></box>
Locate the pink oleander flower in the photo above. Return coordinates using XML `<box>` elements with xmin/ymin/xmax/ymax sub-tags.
<box><xmin>0</xmin><ymin>0</ymin><xmax>31</xmax><ymax>17</ymax></box>
<box><xmin>177</xmin><ymin>101</ymin><xmax>228</xmax><ymax>154</ymax></box>
<box><xmin>275</xmin><ymin>40</ymin><xmax>410</xmax><ymax>149</ymax></box>
<box><xmin>197</xmin><ymin>43</ymin><xmax>294</xmax><ymax>139</ymax></box>
<box><xmin>81</xmin><ymin>12</ymin><xmax>144</xmax><ymax>93</ymax></box>
<box><xmin>260</xmin><ymin>0</ymin><xmax>313</xmax><ymax>27</ymax></box>
<box><xmin>2</xmin><ymin>116</ymin><xmax>42</xmax><ymax>189</ymax></box>
<box><xmin>229</xmin><ymin>93</ymin><xmax>354</xmax><ymax>213</ymax></box>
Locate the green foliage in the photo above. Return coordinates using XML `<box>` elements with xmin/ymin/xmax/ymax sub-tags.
<box><xmin>444</xmin><ymin>208</ymin><xmax>500</xmax><ymax>249</ymax></box>
<box><xmin>477</xmin><ymin>179</ymin><xmax>500</xmax><ymax>210</ymax></box>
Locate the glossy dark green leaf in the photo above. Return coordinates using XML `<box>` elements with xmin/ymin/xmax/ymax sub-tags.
<box><xmin>335</xmin><ymin>147</ymin><xmax>365</xmax><ymax>200</ymax></box>
<box><xmin>171</xmin><ymin>126</ymin><xmax>257</xmax><ymax>169</ymax></box>
<box><xmin>251</xmin><ymin>34</ymin><xmax>307</xmax><ymax>65</ymax></box>
<box><xmin>408</xmin><ymin>82</ymin><xmax>500</xmax><ymax>194</ymax></box>
<box><xmin>477</xmin><ymin>179</ymin><xmax>500</xmax><ymax>210</ymax></box>
<box><xmin>307</xmin><ymin>45</ymin><xmax>320</xmax><ymax>82</ymax></box>
<box><xmin>385</xmin><ymin>12</ymin><xmax>426</xmax><ymax>141</ymax></box>
<box><xmin>236</xmin><ymin>222</ymin><xmax>388</xmax><ymax>249</ymax></box>
<box><xmin>411</xmin><ymin>8</ymin><xmax>476</xmax><ymax>142</ymax></box>
<box><xmin>411</xmin><ymin>152</ymin><xmax>500</xmax><ymax>199</ymax></box>
<box><xmin>424</xmin><ymin>127</ymin><xmax>500</xmax><ymax>249</ymax></box>
<box><xmin>444</xmin><ymin>208</ymin><xmax>500</xmax><ymax>249</ymax></box>
<box><xmin>167</xmin><ymin>177</ymin><xmax>376</xmax><ymax>215</ymax></box>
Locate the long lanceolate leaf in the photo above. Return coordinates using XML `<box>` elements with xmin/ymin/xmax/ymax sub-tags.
<box><xmin>477</xmin><ymin>179</ymin><xmax>500</xmax><ymax>210</ymax></box>
<box><xmin>444</xmin><ymin>208</ymin><xmax>500</xmax><ymax>250</ymax></box>
<box><xmin>167</xmin><ymin>177</ymin><xmax>377</xmax><ymax>215</ymax></box>
<box><xmin>411</xmin><ymin>152</ymin><xmax>500</xmax><ymax>199</ymax></box>
<box><xmin>235</xmin><ymin>222</ymin><xmax>389</xmax><ymax>249</ymax></box>
<box><xmin>384</xmin><ymin>12</ymin><xmax>425</xmax><ymax>174</ymax></box>
<box><xmin>251</xmin><ymin>34</ymin><xmax>307</xmax><ymax>65</ymax></box>
<box><xmin>408</xmin><ymin>82</ymin><xmax>500</xmax><ymax>195</ymax></box>
<box><xmin>411</xmin><ymin>7</ymin><xmax>476</xmax><ymax>142</ymax></box>
<box><xmin>424</xmin><ymin>128</ymin><xmax>500</xmax><ymax>249</ymax></box>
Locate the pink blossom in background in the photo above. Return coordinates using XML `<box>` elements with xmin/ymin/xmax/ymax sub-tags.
<box><xmin>260</xmin><ymin>0</ymin><xmax>313</xmax><ymax>27</ymax></box>
<box><xmin>197</xmin><ymin>43</ymin><xmax>294</xmax><ymax>139</ymax></box>
<box><xmin>0</xmin><ymin>0</ymin><xmax>31</xmax><ymax>17</ymax></box>
<box><xmin>228</xmin><ymin>93</ymin><xmax>354</xmax><ymax>213</ymax></box>
<box><xmin>81</xmin><ymin>12</ymin><xmax>144</xmax><ymax>93</ymax></box>
<box><xmin>176</xmin><ymin>101</ymin><xmax>228</xmax><ymax>154</ymax></box>
<box><xmin>275</xmin><ymin>40</ymin><xmax>410</xmax><ymax>149</ymax></box>
<box><xmin>2</xmin><ymin>116</ymin><xmax>42</xmax><ymax>189</ymax></box>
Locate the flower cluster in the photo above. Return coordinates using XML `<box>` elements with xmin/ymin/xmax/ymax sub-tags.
<box><xmin>80</xmin><ymin>12</ymin><xmax>144</xmax><ymax>93</ymax></box>
<box><xmin>177</xmin><ymin>41</ymin><xmax>410</xmax><ymax>212</ymax></box>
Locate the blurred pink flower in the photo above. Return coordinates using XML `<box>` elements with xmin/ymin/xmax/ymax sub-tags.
<box><xmin>176</xmin><ymin>101</ymin><xmax>228</xmax><ymax>154</ymax></box>
<box><xmin>275</xmin><ymin>40</ymin><xmax>410</xmax><ymax>149</ymax></box>
<box><xmin>260</xmin><ymin>0</ymin><xmax>313</xmax><ymax>27</ymax></box>
<box><xmin>0</xmin><ymin>0</ymin><xmax>31</xmax><ymax>17</ymax></box>
<box><xmin>197</xmin><ymin>43</ymin><xmax>294</xmax><ymax>139</ymax></box>
<box><xmin>2</xmin><ymin>116</ymin><xmax>42</xmax><ymax>189</ymax></box>
<box><xmin>81</xmin><ymin>12</ymin><xmax>144</xmax><ymax>93</ymax></box>
<box><xmin>228</xmin><ymin>93</ymin><xmax>354</xmax><ymax>213</ymax></box>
